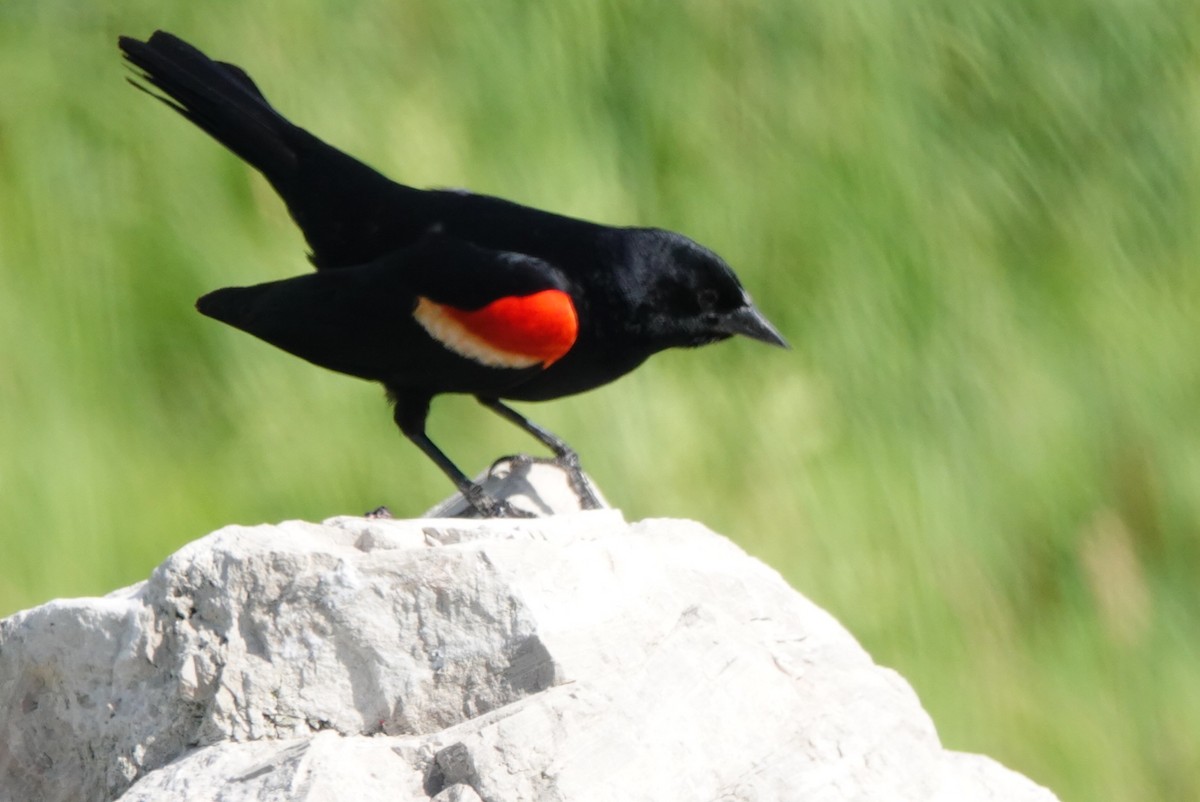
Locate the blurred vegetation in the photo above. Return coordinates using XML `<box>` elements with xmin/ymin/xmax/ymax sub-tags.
<box><xmin>1</xmin><ymin>1</ymin><xmax>1197</xmax><ymax>799</ymax></box>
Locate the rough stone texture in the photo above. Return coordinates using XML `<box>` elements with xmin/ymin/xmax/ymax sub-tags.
<box><xmin>0</xmin><ymin>465</ymin><xmax>1059</xmax><ymax>802</ymax></box>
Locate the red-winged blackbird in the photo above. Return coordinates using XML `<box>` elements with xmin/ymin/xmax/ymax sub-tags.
<box><xmin>119</xmin><ymin>31</ymin><xmax>787</xmax><ymax>517</ymax></box>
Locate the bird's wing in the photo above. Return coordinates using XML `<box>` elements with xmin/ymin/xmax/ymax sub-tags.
<box><xmin>197</xmin><ymin>236</ymin><xmax>580</xmax><ymax>386</ymax></box>
<box><xmin>399</xmin><ymin>236</ymin><xmax>579</xmax><ymax>370</ymax></box>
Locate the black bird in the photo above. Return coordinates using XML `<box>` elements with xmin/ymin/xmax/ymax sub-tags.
<box><xmin>118</xmin><ymin>31</ymin><xmax>787</xmax><ymax>516</ymax></box>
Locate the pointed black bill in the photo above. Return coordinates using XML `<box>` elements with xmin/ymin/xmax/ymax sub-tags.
<box><xmin>716</xmin><ymin>305</ymin><xmax>789</xmax><ymax>348</ymax></box>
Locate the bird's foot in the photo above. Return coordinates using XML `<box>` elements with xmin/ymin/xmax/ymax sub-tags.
<box><xmin>465</xmin><ymin>485</ymin><xmax>537</xmax><ymax>519</ymax></box>
<box><xmin>488</xmin><ymin>451</ymin><xmax>603</xmax><ymax>511</ymax></box>
<box><xmin>489</xmin><ymin>453</ymin><xmax>534</xmax><ymax>474</ymax></box>
<box><xmin>551</xmin><ymin>449</ymin><xmax>604</xmax><ymax>510</ymax></box>
<box><xmin>364</xmin><ymin>505</ymin><xmax>393</xmax><ymax>519</ymax></box>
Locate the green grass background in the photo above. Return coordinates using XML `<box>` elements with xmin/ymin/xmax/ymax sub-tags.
<box><xmin>2</xmin><ymin>1</ymin><xmax>1197</xmax><ymax>798</ymax></box>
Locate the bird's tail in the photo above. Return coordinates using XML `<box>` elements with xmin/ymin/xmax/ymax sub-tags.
<box><xmin>119</xmin><ymin>31</ymin><xmax>298</xmax><ymax>183</ymax></box>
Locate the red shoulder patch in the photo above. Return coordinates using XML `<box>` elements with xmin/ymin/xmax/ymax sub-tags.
<box><xmin>414</xmin><ymin>289</ymin><xmax>579</xmax><ymax>369</ymax></box>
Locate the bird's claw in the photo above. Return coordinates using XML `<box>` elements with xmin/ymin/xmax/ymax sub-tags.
<box><xmin>489</xmin><ymin>451</ymin><xmax>603</xmax><ymax>511</ymax></box>
<box><xmin>552</xmin><ymin>450</ymin><xmax>604</xmax><ymax>510</ymax></box>
<box><xmin>488</xmin><ymin>453</ymin><xmax>533</xmax><ymax>477</ymax></box>
<box><xmin>364</xmin><ymin>505</ymin><xmax>393</xmax><ymax>519</ymax></box>
<box><xmin>465</xmin><ymin>487</ymin><xmax>537</xmax><ymax>519</ymax></box>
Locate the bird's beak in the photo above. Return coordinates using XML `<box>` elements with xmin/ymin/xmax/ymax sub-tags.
<box><xmin>715</xmin><ymin>305</ymin><xmax>789</xmax><ymax>348</ymax></box>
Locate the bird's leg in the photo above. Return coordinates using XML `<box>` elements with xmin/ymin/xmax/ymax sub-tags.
<box><xmin>393</xmin><ymin>395</ymin><xmax>533</xmax><ymax>519</ymax></box>
<box><xmin>476</xmin><ymin>397</ymin><xmax>603</xmax><ymax>510</ymax></box>
<box><xmin>408</xmin><ymin>430</ymin><xmax>531</xmax><ymax>518</ymax></box>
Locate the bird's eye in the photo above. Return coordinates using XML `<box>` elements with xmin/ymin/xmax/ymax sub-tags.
<box><xmin>698</xmin><ymin>288</ymin><xmax>719</xmax><ymax>311</ymax></box>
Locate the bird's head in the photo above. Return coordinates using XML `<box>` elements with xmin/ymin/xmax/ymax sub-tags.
<box><xmin>628</xmin><ymin>230</ymin><xmax>788</xmax><ymax>351</ymax></box>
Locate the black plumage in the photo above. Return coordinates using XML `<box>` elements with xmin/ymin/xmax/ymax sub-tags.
<box><xmin>119</xmin><ymin>31</ymin><xmax>786</xmax><ymax>516</ymax></box>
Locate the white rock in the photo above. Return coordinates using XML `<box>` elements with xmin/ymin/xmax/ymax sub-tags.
<box><xmin>0</xmin><ymin>465</ymin><xmax>1059</xmax><ymax>802</ymax></box>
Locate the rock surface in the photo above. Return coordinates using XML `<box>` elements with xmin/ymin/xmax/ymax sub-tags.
<box><xmin>0</xmin><ymin>465</ymin><xmax>1059</xmax><ymax>802</ymax></box>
